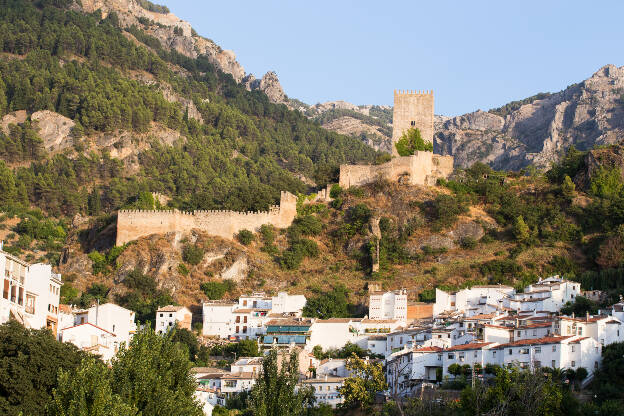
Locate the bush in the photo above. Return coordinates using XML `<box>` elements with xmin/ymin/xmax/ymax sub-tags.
<box><xmin>259</xmin><ymin>224</ymin><xmax>276</xmax><ymax>245</ymax></box>
<box><xmin>182</xmin><ymin>244</ymin><xmax>204</xmax><ymax>265</ymax></box>
<box><xmin>178</xmin><ymin>263</ymin><xmax>189</xmax><ymax>276</ymax></box>
<box><xmin>288</xmin><ymin>215</ymin><xmax>323</xmax><ymax>239</ymax></box>
<box><xmin>459</xmin><ymin>236</ymin><xmax>478</xmax><ymax>249</ymax></box>
<box><xmin>200</xmin><ymin>280</ymin><xmax>236</xmax><ymax>300</ymax></box>
<box><xmin>236</xmin><ymin>229</ymin><xmax>255</xmax><ymax>245</ymax></box>
<box><xmin>329</xmin><ymin>184</ymin><xmax>343</xmax><ymax>198</ymax></box>
<box><xmin>88</xmin><ymin>251</ymin><xmax>107</xmax><ymax>275</ymax></box>
<box><xmin>428</xmin><ymin>194</ymin><xmax>469</xmax><ymax>231</ymax></box>
<box><xmin>394</xmin><ymin>128</ymin><xmax>433</xmax><ymax>156</ymax></box>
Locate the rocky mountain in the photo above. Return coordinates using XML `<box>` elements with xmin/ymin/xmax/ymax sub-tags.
<box><xmin>435</xmin><ymin>65</ymin><xmax>624</xmax><ymax>170</ymax></box>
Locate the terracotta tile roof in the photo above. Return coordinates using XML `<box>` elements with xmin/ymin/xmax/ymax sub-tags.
<box><xmin>233</xmin><ymin>308</ymin><xmax>270</xmax><ymax>314</ymax></box>
<box><xmin>367</xmin><ymin>335</ymin><xmax>388</xmax><ymax>340</ymax></box>
<box><xmin>465</xmin><ymin>313</ymin><xmax>496</xmax><ymax>320</ymax></box>
<box><xmin>605</xmin><ymin>320</ymin><xmax>622</xmax><ymax>324</ymax></box>
<box><xmin>559</xmin><ymin>315</ymin><xmax>608</xmax><ymax>323</ymax></box>
<box><xmin>198</xmin><ymin>373</ymin><xmax>226</xmax><ymax>380</ymax></box>
<box><xmin>221</xmin><ymin>372</ymin><xmax>256</xmax><ymax>379</ymax></box>
<box><xmin>471</xmin><ymin>285</ymin><xmax>514</xmax><ymax>289</ymax></box>
<box><xmin>361</xmin><ymin>319</ymin><xmax>398</xmax><ymax>324</ymax></box>
<box><xmin>302</xmin><ymin>377</ymin><xmax>345</xmax><ymax>383</ymax></box>
<box><xmin>496</xmin><ymin>336</ymin><xmax>572</xmax><ymax>349</ymax></box>
<box><xmin>445</xmin><ymin>342</ymin><xmax>493</xmax><ymax>351</ymax></box>
<box><xmin>191</xmin><ymin>367</ymin><xmax>226</xmax><ymax>374</ymax></box>
<box><xmin>60</xmin><ymin>322</ymin><xmax>116</xmax><ymax>336</ymax></box>
<box><xmin>569</xmin><ymin>337</ymin><xmax>590</xmax><ymax>344</ymax></box>
<box><xmin>414</xmin><ymin>346</ymin><xmax>442</xmax><ymax>352</ymax></box>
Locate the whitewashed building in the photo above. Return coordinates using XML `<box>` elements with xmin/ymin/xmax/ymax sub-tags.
<box><xmin>0</xmin><ymin>249</ymin><xmax>61</xmax><ymax>335</ymax></box>
<box><xmin>73</xmin><ymin>303</ymin><xmax>136</xmax><ymax>347</ymax></box>
<box><xmin>369</xmin><ymin>289</ymin><xmax>407</xmax><ymax>323</ymax></box>
<box><xmin>508</xmin><ymin>276</ymin><xmax>581</xmax><ymax>312</ymax></box>
<box><xmin>202</xmin><ymin>301</ymin><xmax>237</xmax><ymax>338</ymax></box>
<box><xmin>156</xmin><ymin>305</ymin><xmax>192</xmax><ymax>334</ymax></box>
<box><xmin>556</xmin><ymin>314</ymin><xmax>624</xmax><ymax>346</ymax></box>
<box><xmin>60</xmin><ymin>322</ymin><xmax>117</xmax><ymax>361</ymax></box>
<box><xmin>433</xmin><ymin>285</ymin><xmax>514</xmax><ymax>318</ymax></box>
<box><xmin>302</xmin><ymin>376</ymin><xmax>345</xmax><ymax>408</ymax></box>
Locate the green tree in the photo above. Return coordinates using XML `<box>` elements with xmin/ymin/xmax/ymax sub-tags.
<box><xmin>303</xmin><ymin>285</ymin><xmax>352</xmax><ymax>319</ymax></box>
<box><xmin>111</xmin><ymin>327</ymin><xmax>203</xmax><ymax>416</ymax></box>
<box><xmin>0</xmin><ymin>321</ymin><xmax>87</xmax><ymax>416</ymax></box>
<box><xmin>394</xmin><ymin>128</ymin><xmax>433</xmax><ymax>156</ymax></box>
<box><xmin>199</xmin><ymin>280</ymin><xmax>236</xmax><ymax>300</ymax></box>
<box><xmin>561</xmin><ymin>175</ymin><xmax>576</xmax><ymax>198</ymax></box>
<box><xmin>49</xmin><ymin>358</ymin><xmax>138</xmax><ymax>416</ymax></box>
<box><xmin>513</xmin><ymin>215</ymin><xmax>531</xmax><ymax>244</ymax></box>
<box><xmin>248</xmin><ymin>349</ymin><xmax>314</xmax><ymax>416</ymax></box>
<box><xmin>182</xmin><ymin>244</ymin><xmax>204</xmax><ymax>265</ymax></box>
<box><xmin>560</xmin><ymin>296</ymin><xmax>598</xmax><ymax>316</ymax></box>
<box><xmin>339</xmin><ymin>353</ymin><xmax>387</xmax><ymax>410</ymax></box>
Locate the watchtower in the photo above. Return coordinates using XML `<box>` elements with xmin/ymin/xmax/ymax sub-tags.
<box><xmin>392</xmin><ymin>90</ymin><xmax>434</xmax><ymax>156</ymax></box>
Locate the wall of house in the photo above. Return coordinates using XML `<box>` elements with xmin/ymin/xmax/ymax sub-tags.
<box><xmin>116</xmin><ymin>191</ymin><xmax>297</xmax><ymax>245</ymax></box>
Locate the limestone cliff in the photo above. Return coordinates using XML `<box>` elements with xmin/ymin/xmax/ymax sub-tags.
<box><xmin>435</xmin><ymin>65</ymin><xmax>624</xmax><ymax>170</ymax></box>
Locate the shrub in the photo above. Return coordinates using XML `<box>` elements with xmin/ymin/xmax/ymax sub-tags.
<box><xmin>88</xmin><ymin>251</ymin><xmax>107</xmax><ymax>275</ymax></box>
<box><xmin>259</xmin><ymin>224</ymin><xmax>275</xmax><ymax>245</ymax></box>
<box><xmin>236</xmin><ymin>229</ymin><xmax>254</xmax><ymax>245</ymax></box>
<box><xmin>200</xmin><ymin>280</ymin><xmax>236</xmax><ymax>300</ymax></box>
<box><xmin>182</xmin><ymin>244</ymin><xmax>204</xmax><ymax>265</ymax></box>
<box><xmin>288</xmin><ymin>215</ymin><xmax>323</xmax><ymax>239</ymax></box>
<box><xmin>428</xmin><ymin>194</ymin><xmax>469</xmax><ymax>231</ymax></box>
<box><xmin>178</xmin><ymin>263</ymin><xmax>189</xmax><ymax>276</ymax></box>
<box><xmin>394</xmin><ymin>128</ymin><xmax>433</xmax><ymax>156</ymax></box>
<box><xmin>459</xmin><ymin>236</ymin><xmax>478</xmax><ymax>249</ymax></box>
<box><xmin>329</xmin><ymin>184</ymin><xmax>343</xmax><ymax>198</ymax></box>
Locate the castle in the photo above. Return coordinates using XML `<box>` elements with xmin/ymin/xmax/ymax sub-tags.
<box><xmin>339</xmin><ymin>90</ymin><xmax>453</xmax><ymax>188</ymax></box>
<box><xmin>115</xmin><ymin>191</ymin><xmax>297</xmax><ymax>246</ymax></box>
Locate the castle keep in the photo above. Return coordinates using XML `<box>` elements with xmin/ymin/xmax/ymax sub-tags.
<box><xmin>339</xmin><ymin>89</ymin><xmax>453</xmax><ymax>188</ymax></box>
<box><xmin>392</xmin><ymin>90</ymin><xmax>434</xmax><ymax>155</ymax></box>
<box><xmin>116</xmin><ymin>191</ymin><xmax>297</xmax><ymax>246</ymax></box>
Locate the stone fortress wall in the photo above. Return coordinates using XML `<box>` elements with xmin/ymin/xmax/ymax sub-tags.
<box><xmin>116</xmin><ymin>191</ymin><xmax>297</xmax><ymax>246</ymax></box>
<box><xmin>339</xmin><ymin>89</ymin><xmax>453</xmax><ymax>189</ymax></box>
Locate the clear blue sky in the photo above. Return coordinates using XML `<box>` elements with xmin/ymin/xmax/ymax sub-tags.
<box><xmin>159</xmin><ymin>1</ymin><xmax>624</xmax><ymax>116</ymax></box>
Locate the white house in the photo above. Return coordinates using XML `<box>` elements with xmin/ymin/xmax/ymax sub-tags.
<box><xmin>60</xmin><ymin>322</ymin><xmax>117</xmax><ymax>361</ymax></box>
<box><xmin>302</xmin><ymin>376</ymin><xmax>345</xmax><ymax>408</ymax></box>
<box><xmin>0</xmin><ymin>249</ymin><xmax>61</xmax><ymax>335</ymax></box>
<box><xmin>493</xmin><ymin>335</ymin><xmax>602</xmax><ymax>375</ymax></box>
<box><xmin>73</xmin><ymin>303</ymin><xmax>136</xmax><ymax>347</ymax></box>
<box><xmin>441</xmin><ymin>342</ymin><xmax>494</xmax><ymax>377</ymax></box>
<box><xmin>202</xmin><ymin>292</ymin><xmax>306</xmax><ymax>339</ymax></box>
<box><xmin>507</xmin><ymin>276</ymin><xmax>581</xmax><ymax>313</ymax></box>
<box><xmin>309</xmin><ymin>318</ymin><xmax>365</xmax><ymax>351</ymax></box>
<box><xmin>483</xmin><ymin>321</ymin><xmax>554</xmax><ymax>344</ymax></box>
<box><xmin>433</xmin><ymin>285</ymin><xmax>514</xmax><ymax>318</ymax></box>
<box><xmin>156</xmin><ymin>305</ymin><xmax>192</xmax><ymax>334</ymax></box>
<box><xmin>369</xmin><ymin>289</ymin><xmax>407</xmax><ymax>323</ymax></box>
<box><xmin>271</xmin><ymin>292</ymin><xmax>306</xmax><ymax>315</ymax></box>
<box><xmin>202</xmin><ymin>301</ymin><xmax>237</xmax><ymax>338</ymax></box>
<box><xmin>556</xmin><ymin>314</ymin><xmax>624</xmax><ymax>346</ymax></box>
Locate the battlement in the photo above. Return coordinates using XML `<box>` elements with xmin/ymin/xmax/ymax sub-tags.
<box><xmin>394</xmin><ymin>89</ymin><xmax>433</xmax><ymax>96</ymax></box>
<box><xmin>115</xmin><ymin>191</ymin><xmax>297</xmax><ymax>245</ymax></box>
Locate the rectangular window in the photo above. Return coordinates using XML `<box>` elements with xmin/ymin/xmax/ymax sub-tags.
<box><xmin>244</xmin><ymin>316</ymin><xmax>248</xmax><ymax>323</ymax></box>
<box><xmin>533</xmin><ymin>330</ymin><xmax>537</xmax><ymax>336</ymax></box>
<box><xmin>493</xmin><ymin>351</ymin><xmax>497</xmax><ymax>357</ymax></box>
<box><xmin>571</xmin><ymin>361</ymin><xmax>576</xmax><ymax>367</ymax></box>
<box><xmin>18</xmin><ymin>287</ymin><xmax>23</xmax><ymax>306</ymax></box>
<box><xmin>535</xmin><ymin>347</ymin><xmax>541</xmax><ymax>354</ymax></box>
<box><xmin>520</xmin><ymin>348</ymin><xmax>529</xmax><ymax>354</ymax></box>
<box><xmin>578</xmin><ymin>327</ymin><xmax>583</xmax><ymax>335</ymax></box>
<box><xmin>508</xmin><ymin>349</ymin><xmax>512</xmax><ymax>355</ymax></box>
<box><xmin>552</xmin><ymin>345</ymin><xmax>556</xmax><ymax>352</ymax></box>
<box><xmin>448</xmin><ymin>353</ymin><xmax>455</xmax><ymax>359</ymax></box>
<box><xmin>3</xmin><ymin>279</ymin><xmax>9</xmax><ymax>299</ymax></box>
<box><xmin>571</xmin><ymin>345</ymin><xmax>575</xmax><ymax>352</ymax></box>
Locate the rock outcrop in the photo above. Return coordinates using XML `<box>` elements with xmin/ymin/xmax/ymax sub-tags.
<box><xmin>31</xmin><ymin>111</ymin><xmax>75</xmax><ymax>151</ymax></box>
<box><xmin>435</xmin><ymin>65</ymin><xmax>624</xmax><ymax>170</ymax></box>
<box><xmin>74</xmin><ymin>0</ymin><xmax>245</xmax><ymax>82</ymax></box>
<box><xmin>242</xmin><ymin>71</ymin><xmax>286</xmax><ymax>103</ymax></box>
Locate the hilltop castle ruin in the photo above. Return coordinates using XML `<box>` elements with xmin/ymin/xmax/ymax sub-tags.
<box><xmin>339</xmin><ymin>90</ymin><xmax>453</xmax><ymax>188</ymax></box>
<box><xmin>116</xmin><ymin>191</ymin><xmax>297</xmax><ymax>246</ymax></box>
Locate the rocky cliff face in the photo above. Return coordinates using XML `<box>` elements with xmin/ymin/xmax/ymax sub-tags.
<box><xmin>242</xmin><ymin>71</ymin><xmax>286</xmax><ymax>103</ymax></box>
<box><xmin>435</xmin><ymin>65</ymin><xmax>624</xmax><ymax>169</ymax></box>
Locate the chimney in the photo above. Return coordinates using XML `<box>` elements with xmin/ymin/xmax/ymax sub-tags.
<box><xmin>325</xmin><ymin>374</ymin><xmax>328</xmax><ymax>381</ymax></box>
<box><xmin>572</xmin><ymin>312</ymin><xmax>575</xmax><ymax>319</ymax></box>
<box><xmin>586</xmin><ymin>311</ymin><xmax>589</xmax><ymax>322</ymax></box>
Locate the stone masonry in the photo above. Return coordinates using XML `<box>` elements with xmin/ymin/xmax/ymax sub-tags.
<box><xmin>392</xmin><ymin>90</ymin><xmax>434</xmax><ymax>156</ymax></box>
<box><xmin>116</xmin><ymin>191</ymin><xmax>297</xmax><ymax>245</ymax></box>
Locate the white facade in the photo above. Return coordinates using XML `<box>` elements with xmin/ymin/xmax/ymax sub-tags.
<box><xmin>60</xmin><ymin>322</ymin><xmax>117</xmax><ymax>361</ymax></box>
<box><xmin>0</xmin><ymin>249</ymin><xmax>61</xmax><ymax>335</ymax></box>
<box><xmin>309</xmin><ymin>318</ymin><xmax>366</xmax><ymax>351</ymax></box>
<box><xmin>202</xmin><ymin>292</ymin><xmax>306</xmax><ymax>339</ymax></box>
<box><xmin>556</xmin><ymin>315</ymin><xmax>624</xmax><ymax>346</ymax></box>
<box><xmin>369</xmin><ymin>290</ymin><xmax>407</xmax><ymax>322</ymax></box>
<box><xmin>271</xmin><ymin>292</ymin><xmax>306</xmax><ymax>315</ymax></box>
<box><xmin>433</xmin><ymin>285</ymin><xmax>514</xmax><ymax>317</ymax></box>
<box><xmin>73</xmin><ymin>303</ymin><xmax>136</xmax><ymax>347</ymax></box>
<box><xmin>508</xmin><ymin>276</ymin><xmax>581</xmax><ymax>313</ymax></box>
<box><xmin>156</xmin><ymin>305</ymin><xmax>192</xmax><ymax>334</ymax></box>
<box><xmin>302</xmin><ymin>377</ymin><xmax>345</xmax><ymax>408</ymax></box>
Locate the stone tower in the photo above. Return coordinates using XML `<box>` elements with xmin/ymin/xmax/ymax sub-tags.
<box><xmin>392</xmin><ymin>90</ymin><xmax>434</xmax><ymax>156</ymax></box>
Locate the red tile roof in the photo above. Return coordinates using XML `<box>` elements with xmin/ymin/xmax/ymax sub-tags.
<box><xmin>414</xmin><ymin>346</ymin><xmax>443</xmax><ymax>352</ymax></box>
<box><xmin>445</xmin><ymin>342</ymin><xmax>493</xmax><ymax>351</ymax></box>
<box><xmin>496</xmin><ymin>336</ymin><xmax>572</xmax><ymax>349</ymax></box>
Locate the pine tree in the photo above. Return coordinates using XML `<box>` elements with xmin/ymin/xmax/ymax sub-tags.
<box><xmin>561</xmin><ymin>175</ymin><xmax>576</xmax><ymax>198</ymax></box>
<box><xmin>513</xmin><ymin>215</ymin><xmax>531</xmax><ymax>244</ymax></box>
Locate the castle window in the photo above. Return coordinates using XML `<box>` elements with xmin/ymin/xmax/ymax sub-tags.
<box><xmin>410</xmin><ymin>121</ymin><xmax>415</xmax><ymax>126</ymax></box>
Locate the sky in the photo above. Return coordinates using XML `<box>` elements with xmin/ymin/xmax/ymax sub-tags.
<box><xmin>159</xmin><ymin>1</ymin><xmax>624</xmax><ymax>116</ymax></box>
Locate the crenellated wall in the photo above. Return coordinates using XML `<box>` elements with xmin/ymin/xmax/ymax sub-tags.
<box><xmin>339</xmin><ymin>152</ymin><xmax>453</xmax><ymax>188</ymax></box>
<box><xmin>116</xmin><ymin>191</ymin><xmax>298</xmax><ymax>245</ymax></box>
